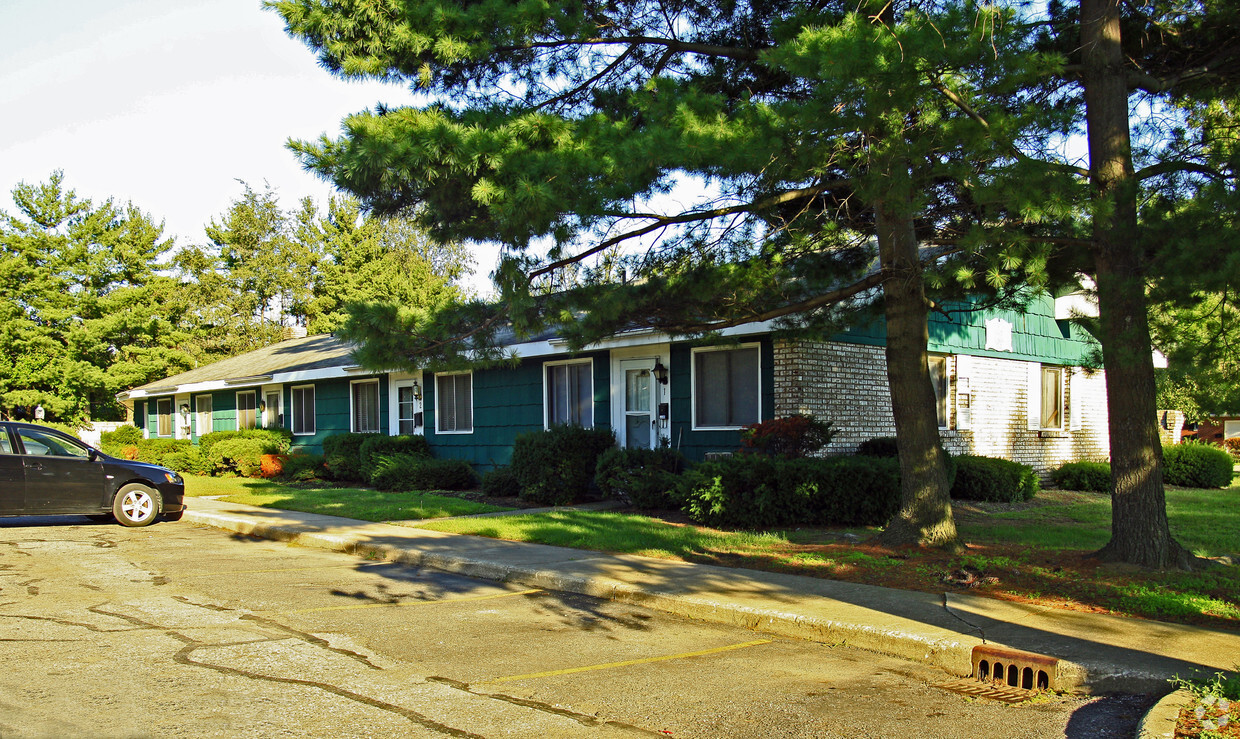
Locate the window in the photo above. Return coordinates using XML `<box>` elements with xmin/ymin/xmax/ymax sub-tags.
<box><xmin>928</xmin><ymin>355</ymin><xmax>948</xmax><ymax>428</ymax></box>
<box><xmin>195</xmin><ymin>395</ymin><xmax>213</xmax><ymax>436</ymax></box>
<box><xmin>1225</xmin><ymin>420</ymin><xmax>1240</xmax><ymax>440</ymax></box>
<box><xmin>351</xmin><ymin>380</ymin><xmax>380</xmax><ymax>433</ymax></box>
<box><xmin>236</xmin><ymin>391</ymin><xmax>257</xmax><ymax>430</ymax></box>
<box><xmin>0</xmin><ymin>432</ymin><xmax>12</xmax><ymax>454</ymax></box>
<box><xmin>397</xmin><ymin>384</ymin><xmax>420</xmax><ymax>434</ymax></box>
<box><xmin>693</xmin><ymin>346</ymin><xmax>760</xmax><ymax>429</ymax></box>
<box><xmin>436</xmin><ymin>372</ymin><xmax>473</xmax><ymax>433</ymax></box>
<box><xmin>291</xmin><ymin>385</ymin><xmax>315</xmax><ymax>436</ymax></box>
<box><xmin>1041</xmin><ymin>366</ymin><xmax>1064</xmax><ymax>429</ymax></box>
<box><xmin>157</xmin><ymin>398</ymin><xmax>173</xmax><ymax>437</ymax></box>
<box><xmin>16</xmin><ymin>427</ymin><xmax>90</xmax><ymax>458</ymax></box>
<box><xmin>546</xmin><ymin>361</ymin><xmax>593</xmax><ymax>427</ymax></box>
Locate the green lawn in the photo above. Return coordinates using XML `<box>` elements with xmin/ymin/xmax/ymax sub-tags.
<box><xmin>183</xmin><ymin>475</ymin><xmax>511</xmax><ymax>521</ymax></box>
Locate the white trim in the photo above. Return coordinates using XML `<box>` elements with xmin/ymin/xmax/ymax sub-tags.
<box><xmin>261</xmin><ymin>384</ymin><xmax>283</xmax><ymax>430</ymax></box>
<box><xmin>235</xmin><ymin>389</ymin><xmax>258</xmax><ymax>430</ymax></box>
<box><xmin>543</xmin><ymin>358</ymin><xmax>594</xmax><ymax>430</ymax></box>
<box><xmin>954</xmin><ymin>355</ymin><xmax>972</xmax><ymax>431</ymax></box>
<box><xmin>390</xmin><ymin>372</ymin><xmax>424</xmax><ymax>436</ymax></box>
<box><xmin>290</xmin><ymin>384</ymin><xmax>316</xmax><ymax>436</ymax></box>
<box><xmin>174</xmin><ymin>393</ymin><xmax>191</xmax><ymax>440</ymax></box>
<box><xmin>690</xmin><ymin>343</ymin><xmax>762</xmax><ymax>431</ymax></box>
<box><xmin>195</xmin><ymin>394</ymin><xmax>214</xmax><ymax>436</ymax></box>
<box><xmin>434</xmin><ymin>371</ymin><xmax>474</xmax><ymax>435</ymax></box>
<box><xmin>1223</xmin><ymin>420</ymin><xmax>1240</xmax><ymax>439</ymax></box>
<box><xmin>349</xmin><ymin>378</ymin><xmax>382</xmax><ymax>434</ymax></box>
<box><xmin>155</xmin><ymin>397</ymin><xmax>174</xmax><ymax>438</ymax></box>
<box><xmin>928</xmin><ymin>354</ymin><xmax>949</xmax><ymax>431</ymax></box>
<box><xmin>1069</xmin><ymin>369</ymin><xmax>1083</xmax><ymax>432</ymax></box>
<box><xmin>1037</xmin><ymin>364</ymin><xmax>1066</xmax><ymax>431</ymax></box>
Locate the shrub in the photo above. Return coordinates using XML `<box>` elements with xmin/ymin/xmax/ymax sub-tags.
<box><xmin>101</xmin><ymin>425</ymin><xmax>143</xmax><ymax>447</ymax></box>
<box><xmin>681</xmin><ymin>454</ymin><xmax>902</xmax><ymax>529</ymax></box>
<box><xmin>1163</xmin><ymin>441</ymin><xmax>1235</xmax><ymax>488</ymax></box>
<box><xmin>951</xmin><ymin>455</ymin><xmax>1039</xmax><ymax>503</ymax></box>
<box><xmin>1220</xmin><ymin>437</ymin><xmax>1240</xmax><ymax>464</ymax></box>
<box><xmin>856</xmin><ymin>436</ymin><xmax>899</xmax><ymax>458</ymax></box>
<box><xmin>360</xmin><ymin>435</ymin><xmax>431</xmax><ymax>481</ymax></box>
<box><xmin>125</xmin><ymin>438</ymin><xmax>195</xmax><ymax>467</ymax></box>
<box><xmin>740</xmin><ymin>415</ymin><xmax>837</xmax><ymax>458</ymax></box>
<box><xmin>260</xmin><ymin>454</ymin><xmax>288</xmax><ymax>478</ymax></box>
<box><xmin>594</xmin><ymin>446</ymin><xmax>686</xmax><ymax>509</ymax></box>
<box><xmin>510</xmin><ymin>425</ymin><xmax>617</xmax><ymax>505</ymax></box>
<box><xmin>281</xmin><ymin>454</ymin><xmax>328</xmax><ymax>482</ymax></box>
<box><xmin>1050</xmin><ymin>461</ymin><xmax>1111</xmax><ymax>492</ymax></box>
<box><xmin>198</xmin><ymin>429</ymin><xmax>293</xmax><ymax>457</ymax></box>
<box><xmin>370</xmin><ymin>454</ymin><xmax>476</xmax><ymax>492</ymax></box>
<box><xmin>161</xmin><ymin>446</ymin><xmax>212</xmax><ymax>475</ymax></box>
<box><xmin>321</xmin><ymin>433</ymin><xmax>373</xmax><ymax>482</ymax></box>
<box><xmin>209</xmin><ymin>438</ymin><xmax>271</xmax><ymax>477</ymax></box>
<box><xmin>481</xmin><ymin>467</ymin><xmax>522</xmax><ymax>498</ymax></box>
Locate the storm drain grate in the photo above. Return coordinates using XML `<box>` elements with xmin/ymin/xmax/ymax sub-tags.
<box><xmin>937</xmin><ymin>646</ymin><xmax>1059</xmax><ymax>703</ymax></box>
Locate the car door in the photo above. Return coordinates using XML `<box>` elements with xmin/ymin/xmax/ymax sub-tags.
<box><xmin>0</xmin><ymin>425</ymin><xmax>24</xmax><ymax>512</ymax></box>
<box><xmin>15</xmin><ymin>426</ymin><xmax>105</xmax><ymax>513</ymax></box>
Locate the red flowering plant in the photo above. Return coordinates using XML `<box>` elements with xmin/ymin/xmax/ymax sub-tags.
<box><xmin>740</xmin><ymin>415</ymin><xmax>837</xmax><ymax>458</ymax></box>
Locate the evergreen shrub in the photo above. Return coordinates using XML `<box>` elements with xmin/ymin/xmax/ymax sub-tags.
<box><xmin>280</xmin><ymin>454</ymin><xmax>328</xmax><ymax>482</ymax></box>
<box><xmin>1163</xmin><ymin>441</ymin><xmax>1235</xmax><ymax>488</ymax></box>
<box><xmin>161</xmin><ymin>446</ymin><xmax>212</xmax><ymax>475</ymax></box>
<box><xmin>124</xmin><ymin>438</ymin><xmax>195</xmax><ymax>467</ymax></box>
<box><xmin>370</xmin><ymin>454</ymin><xmax>476</xmax><ymax>491</ymax></box>
<box><xmin>101</xmin><ymin>425</ymin><xmax>143</xmax><ymax>447</ymax></box>
<box><xmin>740</xmin><ymin>415</ymin><xmax>836</xmax><ymax>458</ymax></box>
<box><xmin>198</xmin><ymin>429</ymin><xmax>292</xmax><ymax>457</ymax></box>
<box><xmin>1223</xmin><ymin>438</ymin><xmax>1240</xmax><ymax>463</ymax></box>
<box><xmin>594</xmin><ymin>446</ymin><xmax>686</xmax><ymax>509</ymax></box>
<box><xmin>510</xmin><ymin>425</ymin><xmax>617</xmax><ymax>505</ymax></box>
<box><xmin>360</xmin><ymin>435</ymin><xmax>431</xmax><ymax>481</ymax></box>
<box><xmin>481</xmin><ymin>467</ymin><xmax>522</xmax><ymax>498</ymax></box>
<box><xmin>951</xmin><ymin>455</ymin><xmax>1039</xmax><ymax>503</ymax></box>
<box><xmin>1050</xmin><ymin>461</ymin><xmax>1111</xmax><ymax>492</ymax></box>
<box><xmin>856</xmin><ymin>437</ymin><xmax>899</xmax><ymax>457</ymax></box>
<box><xmin>681</xmin><ymin>454</ymin><xmax>902</xmax><ymax>529</ymax></box>
<box><xmin>209</xmin><ymin>438</ymin><xmax>272</xmax><ymax>477</ymax></box>
<box><xmin>321</xmin><ymin>433</ymin><xmax>373</xmax><ymax>482</ymax></box>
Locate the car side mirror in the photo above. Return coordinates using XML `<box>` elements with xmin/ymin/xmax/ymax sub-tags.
<box><xmin>88</xmin><ymin>448</ymin><xmax>100</xmax><ymax>462</ymax></box>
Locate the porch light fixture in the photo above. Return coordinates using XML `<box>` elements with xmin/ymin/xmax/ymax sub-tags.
<box><xmin>652</xmin><ymin>360</ymin><xmax>669</xmax><ymax>385</ymax></box>
<box><xmin>412</xmin><ymin>380</ymin><xmax>422</xmax><ymax>401</ymax></box>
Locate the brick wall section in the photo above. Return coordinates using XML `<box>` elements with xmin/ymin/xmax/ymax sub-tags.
<box><xmin>773</xmin><ymin>339</ymin><xmax>1111</xmax><ymax>475</ymax></box>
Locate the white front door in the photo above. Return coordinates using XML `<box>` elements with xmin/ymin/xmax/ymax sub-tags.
<box><xmin>264</xmin><ymin>391</ymin><xmax>281</xmax><ymax>428</ymax></box>
<box><xmin>396</xmin><ymin>382</ymin><xmax>423</xmax><ymax>434</ymax></box>
<box><xmin>619</xmin><ymin>359</ymin><xmax>656</xmax><ymax>449</ymax></box>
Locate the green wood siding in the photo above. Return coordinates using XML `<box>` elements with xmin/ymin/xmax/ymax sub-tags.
<box><xmin>668</xmin><ymin>339</ymin><xmax>775</xmax><ymax>462</ymax></box>
<box><xmin>286</xmin><ymin>376</ymin><xmax>388</xmax><ymax>455</ymax></box>
<box><xmin>426</xmin><ymin>352</ymin><xmax>610</xmax><ymax>471</ymax></box>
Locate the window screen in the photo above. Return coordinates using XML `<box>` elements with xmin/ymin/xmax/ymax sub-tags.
<box><xmin>694</xmin><ymin>347</ymin><xmax>760</xmax><ymax>428</ymax></box>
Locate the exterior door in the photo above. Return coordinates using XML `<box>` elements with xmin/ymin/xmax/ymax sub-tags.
<box><xmin>396</xmin><ymin>383</ymin><xmax>422</xmax><ymax>434</ymax></box>
<box><xmin>620</xmin><ymin>359</ymin><xmax>656</xmax><ymax>449</ymax></box>
<box><xmin>265</xmin><ymin>391</ymin><xmax>281</xmax><ymax>428</ymax></box>
<box><xmin>0</xmin><ymin>426</ymin><xmax>24</xmax><ymax>512</ymax></box>
<box><xmin>15</xmin><ymin>426</ymin><xmax>104</xmax><ymax>512</ymax></box>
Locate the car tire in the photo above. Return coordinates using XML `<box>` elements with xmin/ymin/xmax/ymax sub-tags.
<box><xmin>113</xmin><ymin>484</ymin><xmax>162</xmax><ymax>527</ymax></box>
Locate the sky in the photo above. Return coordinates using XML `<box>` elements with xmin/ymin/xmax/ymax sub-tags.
<box><xmin>0</xmin><ymin>0</ymin><xmax>499</xmax><ymax>292</ymax></box>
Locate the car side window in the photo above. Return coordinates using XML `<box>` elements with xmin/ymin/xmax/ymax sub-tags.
<box><xmin>16</xmin><ymin>428</ymin><xmax>91</xmax><ymax>459</ymax></box>
<box><xmin>0</xmin><ymin>434</ymin><xmax>11</xmax><ymax>454</ymax></box>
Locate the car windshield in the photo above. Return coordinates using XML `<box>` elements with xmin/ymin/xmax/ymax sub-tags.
<box><xmin>17</xmin><ymin>428</ymin><xmax>91</xmax><ymax>459</ymax></box>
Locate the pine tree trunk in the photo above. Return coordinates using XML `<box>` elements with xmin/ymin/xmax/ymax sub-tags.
<box><xmin>874</xmin><ymin>187</ymin><xmax>959</xmax><ymax>549</ymax></box>
<box><xmin>1082</xmin><ymin>0</ymin><xmax>1192</xmax><ymax>569</ymax></box>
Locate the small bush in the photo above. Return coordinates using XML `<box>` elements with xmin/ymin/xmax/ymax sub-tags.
<box><xmin>101</xmin><ymin>425</ymin><xmax>143</xmax><ymax>447</ymax></box>
<box><xmin>198</xmin><ymin>428</ymin><xmax>293</xmax><ymax>457</ymax></box>
<box><xmin>280</xmin><ymin>454</ymin><xmax>328</xmax><ymax>482</ymax></box>
<box><xmin>595</xmin><ymin>446</ymin><xmax>686</xmax><ymax>509</ymax></box>
<box><xmin>209</xmin><ymin>438</ymin><xmax>272</xmax><ymax>477</ymax></box>
<box><xmin>681</xmin><ymin>454</ymin><xmax>902</xmax><ymax>529</ymax></box>
<box><xmin>1163</xmin><ymin>441</ymin><xmax>1235</xmax><ymax>488</ymax></box>
<box><xmin>740</xmin><ymin>415</ymin><xmax>836</xmax><ymax>458</ymax></box>
<box><xmin>360</xmin><ymin>435</ymin><xmax>431</xmax><ymax>481</ymax></box>
<box><xmin>856</xmin><ymin>436</ymin><xmax>899</xmax><ymax>458</ymax></box>
<box><xmin>951</xmin><ymin>455</ymin><xmax>1039</xmax><ymax>503</ymax></box>
<box><xmin>510</xmin><ymin>425</ymin><xmax>617</xmax><ymax>505</ymax></box>
<box><xmin>1223</xmin><ymin>437</ymin><xmax>1240</xmax><ymax>463</ymax></box>
<box><xmin>481</xmin><ymin>467</ymin><xmax>522</xmax><ymax>498</ymax></box>
<box><xmin>161</xmin><ymin>446</ymin><xmax>212</xmax><ymax>475</ymax></box>
<box><xmin>321</xmin><ymin>433</ymin><xmax>373</xmax><ymax>482</ymax></box>
<box><xmin>1050</xmin><ymin>461</ymin><xmax>1111</xmax><ymax>492</ymax></box>
<box><xmin>123</xmin><ymin>438</ymin><xmax>195</xmax><ymax>467</ymax></box>
<box><xmin>260</xmin><ymin>454</ymin><xmax>288</xmax><ymax>478</ymax></box>
<box><xmin>370</xmin><ymin>454</ymin><xmax>476</xmax><ymax>492</ymax></box>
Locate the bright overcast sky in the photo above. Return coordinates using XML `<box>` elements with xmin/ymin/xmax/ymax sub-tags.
<box><xmin>0</xmin><ymin>0</ymin><xmax>499</xmax><ymax>291</ymax></box>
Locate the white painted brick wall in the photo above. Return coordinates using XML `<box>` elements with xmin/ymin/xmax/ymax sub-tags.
<box><xmin>773</xmin><ymin>339</ymin><xmax>1111</xmax><ymax>475</ymax></box>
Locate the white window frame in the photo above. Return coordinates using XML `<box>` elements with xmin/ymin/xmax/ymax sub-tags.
<box><xmin>1028</xmin><ymin>364</ymin><xmax>1066</xmax><ymax>431</ymax></box>
<box><xmin>291</xmin><ymin>384</ymin><xmax>316</xmax><ymax>436</ymax></box>
<box><xmin>928</xmin><ymin>354</ymin><xmax>949</xmax><ymax>430</ymax></box>
<box><xmin>195</xmin><ymin>394</ymin><xmax>213</xmax><ymax>436</ymax></box>
<box><xmin>156</xmin><ymin>398</ymin><xmax>173</xmax><ymax>437</ymax></box>
<box><xmin>236</xmin><ymin>390</ymin><xmax>257</xmax><ymax>430</ymax></box>
<box><xmin>435</xmin><ymin>371</ymin><xmax>474</xmax><ymax>435</ymax></box>
<box><xmin>543</xmin><ymin>358</ymin><xmax>594</xmax><ymax>429</ymax></box>
<box><xmin>1224</xmin><ymin>420</ymin><xmax>1240</xmax><ymax>439</ymax></box>
<box><xmin>350</xmin><ymin>379</ymin><xmax>381</xmax><ymax>434</ymax></box>
<box><xmin>690</xmin><ymin>344</ymin><xmax>762</xmax><ymax>431</ymax></box>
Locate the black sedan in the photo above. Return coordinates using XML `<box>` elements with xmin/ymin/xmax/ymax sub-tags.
<box><xmin>0</xmin><ymin>422</ymin><xmax>185</xmax><ymax>526</ymax></box>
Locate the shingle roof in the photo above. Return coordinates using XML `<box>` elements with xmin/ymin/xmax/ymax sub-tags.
<box><xmin>126</xmin><ymin>334</ymin><xmax>356</xmax><ymax>395</ymax></box>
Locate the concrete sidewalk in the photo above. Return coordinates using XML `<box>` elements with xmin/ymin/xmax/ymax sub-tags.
<box><xmin>182</xmin><ymin>496</ymin><xmax>1240</xmax><ymax>695</ymax></box>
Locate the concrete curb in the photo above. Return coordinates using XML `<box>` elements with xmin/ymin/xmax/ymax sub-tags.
<box><xmin>1135</xmin><ymin>689</ymin><xmax>1189</xmax><ymax>739</ymax></box>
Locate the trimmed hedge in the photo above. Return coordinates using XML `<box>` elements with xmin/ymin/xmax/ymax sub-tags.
<box><xmin>681</xmin><ymin>454</ymin><xmax>902</xmax><ymax>529</ymax></box>
<box><xmin>360</xmin><ymin>435</ymin><xmax>431</xmax><ymax>480</ymax></box>
<box><xmin>209</xmin><ymin>438</ymin><xmax>271</xmax><ymax>477</ymax></box>
<box><xmin>481</xmin><ymin>467</ymin><xmax>522</xmax><ymax>498</ymax></box>
<box><xmin>321</xmin><ymin>433</ymin><xmax>372</xmax><ymax>482</ymax></box>
<box><xmin>856</xmin><ymin>437</ymin><xmax>899</xmax><ymax>458</ymax></box>
<box><xmin>594</xmin><ymin>446</ymin><xmax>686</xmax><ymax>509</ymax></box>
<box><xmin>369</xmin><ymin>454</ymin><xmax>476</xmax><ymax>492</ymax></box>
<box><xmin>1050</xmin><ymin>461</ymin><xmax>1111</xmax><ymax>492</ymax></box>
<box><xmin>510</xmin><ymin>425</ymin><xmax>617</xmax><ymax>505</ymax></box>
<box><xmin>161</xmin><ymin>446</ymin><xmax>212</xmax><ymax>475</ymax></box>
<box><xmin>198</xmin><ymin>429</ymin><xmax>293</xmax><ymax>457</ymax></box>
<box><xmin>951</xmin><ymin>455</ymin><xmax>1039</xmax><ymax>502</ymax></box>
<box><xmin>101</xmin><ymin>425</ymin><xmax>143</xmax><ymax>447</ymax></box>
<box><xmin>1163</xmin><ymin>441</ymin><xmax>1235</xmax><ymax>488</ymax></box>
<box><xmin>280</xmin><ymin>453</ymin><xmax>328</xmax><ymax>482</ymax></box>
